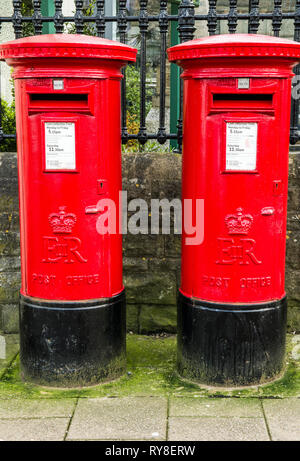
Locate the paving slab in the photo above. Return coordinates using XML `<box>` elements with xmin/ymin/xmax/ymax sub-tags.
<box><xmin>168</xmin><ymin>416</ymin><xmax>270</xmax><ymax>441</ymax></box>
<box><xmin>169</xmin><ymin>397</ymin><xmax>263</xmax><ymax>418</ymax></box>
<box><xmin>262</xmin><ymin>398</ymin><xmax>300</xmax><ymax>441</ymax></box>
<box><xmin>0</xmin><ymin>418</ymin><xmax>70</xmax><ymax>441</ymax></box>
<box><xmin>0</xmin><ymin>398</ymin><xmax>76</xmax><ymax>418</ymax></box>
<box><xmin>67</xmin><ymin>397</ymin><xmax>168</xmax><ymax>441</ymax></box>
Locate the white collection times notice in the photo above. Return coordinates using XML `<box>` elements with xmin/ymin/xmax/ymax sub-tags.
<box><xmin>226</xmin><ymin>122</ymin><xmax>258</xmax><ymax>171</ymax></box>
<box><xmin>45</xmin><ymin>122</ymin><xmax>76</xmax><ymax>170</ymax></box>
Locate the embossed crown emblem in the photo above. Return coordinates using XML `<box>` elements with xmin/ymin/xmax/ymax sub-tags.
<box><xmin>225</xmin><ymin>207</ymin><xmax>253</xmax><ymax>235</ymax></box>
<box><xmin>48</xmin><ymin>206</ymin><xmax>77</xmax><ymax>234</ymax></box>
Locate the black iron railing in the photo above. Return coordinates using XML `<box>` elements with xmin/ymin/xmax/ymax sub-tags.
<box><xmin>0</xmin><ymin>0</ymin><xmax>300</xmax><ymax>150</ymax></box>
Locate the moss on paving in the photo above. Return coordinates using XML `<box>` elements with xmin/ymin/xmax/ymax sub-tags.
<box><xmin>0</xmin><ymin>334</ymin><xmax>299</xmax><ymax>400</ymax></box>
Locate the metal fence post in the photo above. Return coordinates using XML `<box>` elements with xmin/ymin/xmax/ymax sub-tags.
<box><xmin>170</xmin><ymin>1</ymin><xmax>180</xmax><ymax>151</ymax></box>
<box><xmin>41</xmin><ymin>0</ymin><xmax>55</xmax><ymax>34</ymax></box>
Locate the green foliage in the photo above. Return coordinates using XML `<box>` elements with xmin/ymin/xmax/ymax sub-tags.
<box><xmin>124</xmin><ymin>65</ymin><xmax>173</xmax><ymax>153</ymax></box>
<box><xmin>65</xmin><ymin>0</ymin><xmax>97</xmax><ymax>35</ymax></box>
<box><xmin>126</xmin><ymin>64</ymin><xmax>152</xmax><ymax>121</ymax></box>
<box><xmin>0</xmin><ymin>100</ymin><xmax>17</xmax><ymax>153</ymax></box>
<box><xmin>21</xmin><ymin>0</ymin><xmax>35</xmax><ymax>37</ymax></box>
<box><xmin>125</xmin><ymin>65</ymin><xmax>141</xmax><ymax>119</ymax></box>
<box><xmin>123</xmin><ymin>64</ymin><xmax>157</xmax><ymax>153</ymax></box>
<box><xmin>140</xmin><ymin>141</ymin><xmax>174</xmax><ymax>153</ymax></box>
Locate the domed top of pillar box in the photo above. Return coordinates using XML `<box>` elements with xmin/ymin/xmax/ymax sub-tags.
<box><xmin>167</xmin><ymin>34</ymin><xmax>300</xmax><ymax>78</ymax></box>
<box><xmin>0</xmin><ymin>34</ymin><xmax>137</xmax><ymax>78</ymax></box>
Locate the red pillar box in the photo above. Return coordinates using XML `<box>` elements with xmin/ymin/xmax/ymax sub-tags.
<box><xmin>167</xmin><ymin>34</ymin><xmax>300</xmax><ymax>385</ymax></box>
<box><xmin>0</xmin><ymin>34</ymin><xmax>137</xmax><ymax>386</ymax></box>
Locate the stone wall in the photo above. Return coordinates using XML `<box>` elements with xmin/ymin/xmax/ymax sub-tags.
<box><xmin>286</xmin><ymin>148</ymin><xmax>300</xmax><ymax>331</ymax></box>
<box><xmin>0</xmin><ymin>152</ymin><xmax>21</xmax><ymax>333</ymax></box>
<box><xmin>0</xmin><ymin>151</ymin><xmax>299</xmax><ymax>334</ymax></box>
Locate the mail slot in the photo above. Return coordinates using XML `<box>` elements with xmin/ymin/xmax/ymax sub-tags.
<box><xmin>168</xmin><ymin>34</ymin><xmax>300</xmax><ymax>386</ymax></box>
<box><xmin>211</xmin><ymin>93</ymin><xmax>274</xmax><ymax>110</ymax></box>
<box><xmin>28</xmin><ymin>93</ymin><xmax>90</xmax><ymax>112</ymax></box>
<box><xmin>0</xmin><ymin>34</ymin><xmax>137</xmax><ymax>386</ymax></box>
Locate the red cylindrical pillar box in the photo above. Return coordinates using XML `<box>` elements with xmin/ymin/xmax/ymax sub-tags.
<box><xmin>0</xmin><ymin>34</ymin><xmax>137</xmax><ymax>386</ymax></box>
<box><xmin>168</xmin><ymin>34</ymin><xmax>300</xmax><ymax>386</ymax></box>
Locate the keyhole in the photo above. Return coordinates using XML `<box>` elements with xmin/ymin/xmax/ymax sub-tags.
<box><xmin>97</xmin><ymin>180</ymin><xmax>106</xmax><ymax>195</ymax></box>
<box><xmin>273</xmin><ymin>180</ymin><xmax>282</xmax><ymax>196</ymax></box>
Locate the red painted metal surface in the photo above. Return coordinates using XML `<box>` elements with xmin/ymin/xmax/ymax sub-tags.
<box><xmin>0</xmin><ymin>34</ymin><xmax>137</xmax><ymax>301</ymax></box>
<box><xmin>168</xmin><ymin>34</ymin><xmax>300</xmax><ymax>304</ymax></box>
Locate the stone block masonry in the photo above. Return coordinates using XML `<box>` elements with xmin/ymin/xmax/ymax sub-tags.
<box><xmin>0</xmin><ymin>152</ymin><xmax>21</xmax><ymax>333</ymax></box>
<box><xmin>0</xmin><ymin>151</ymin><xmax>299</xmax><ymax>333</ymax></box>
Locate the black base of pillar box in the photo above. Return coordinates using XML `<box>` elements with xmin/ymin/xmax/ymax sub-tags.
<box><xmin>19</xmin><ymin>290</ymin><xmax>126</xmax><ymax>387</ymax></box>
<box><xmin>177</xmin><ymin>291</ymin><xmax>287</xmax><ymax>386</ymax></box>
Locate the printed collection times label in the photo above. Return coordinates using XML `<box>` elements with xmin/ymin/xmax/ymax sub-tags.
<box><xmin>45</xmin><ymin>122</ymin><xmax>76</xmax><ymax>170</ymax></box>
<box><xmin>226</xmin><ymin>122</ymin><xmax>258</xmax><ymax>171</ymax></box>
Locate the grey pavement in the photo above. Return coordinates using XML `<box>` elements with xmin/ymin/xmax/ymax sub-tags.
<box><xmin>0</xmin><ymin>396</ymin><xmax>298</xmax><ymax>441</ymax></box>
